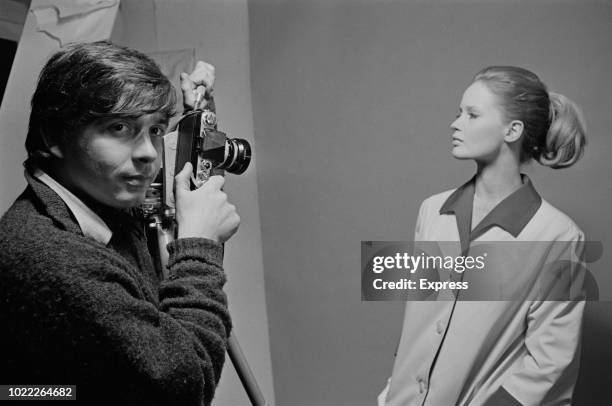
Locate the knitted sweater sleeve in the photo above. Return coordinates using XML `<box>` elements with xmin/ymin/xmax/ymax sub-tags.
<box><xmin>1</xmin><ymin>225</ymin><xmax>231</xmax><ymax>406</ymax></box>
<box><xmin>161</xmin><ymin>237</ymin><xmax>232</xmax><ymax>405</ymax></box>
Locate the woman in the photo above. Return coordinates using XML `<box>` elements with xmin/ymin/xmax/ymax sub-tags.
<box><xmin>378</xmin><ymin>66</ymin><xmax>587</xmax><ymax>406</ymax></box>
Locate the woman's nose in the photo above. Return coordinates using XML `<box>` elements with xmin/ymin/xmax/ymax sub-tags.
<box><xmin>450</xmin><ymin>117</ymin><xmax>461</xmax><ymax>131</ymax></box>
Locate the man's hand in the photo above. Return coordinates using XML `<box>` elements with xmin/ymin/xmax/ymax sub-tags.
<box><xmin>174</xmin><ymin>162</ymin><xmax>240</xmax><ymax>242</ymax></box>
<box><xmin>180</xmin><ymin>61</ymin><xmax>215</xmax><ymax>112</ymax></box>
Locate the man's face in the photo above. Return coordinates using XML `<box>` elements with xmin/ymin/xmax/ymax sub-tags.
<box><xmin>58</xmin><ymin>113</ymin><xmax>168</xmax><ymax>209</ymax></box>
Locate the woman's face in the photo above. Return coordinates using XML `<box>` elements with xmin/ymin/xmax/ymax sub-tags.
<box><xmin>450</xmin><ymin>81</ymin><xmax>509</xmax><ymax>163</ymax></box>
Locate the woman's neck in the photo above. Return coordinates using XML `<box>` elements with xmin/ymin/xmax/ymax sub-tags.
<box><xmin>474</xmin><ymin>156</ymin><xmax>523</xmax><ymax>206</ymax></box>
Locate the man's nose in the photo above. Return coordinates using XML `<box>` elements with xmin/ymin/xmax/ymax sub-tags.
<box><xmin>133</xmin><ymin>132</ymin><xmax>160</xmax><ymax>164</ymax></box>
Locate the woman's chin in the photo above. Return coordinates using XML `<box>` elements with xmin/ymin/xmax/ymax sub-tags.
<box><xmin>451</xmin><ymin>148</ymin><xmax>471</xmax><ymax>160</ymax></box>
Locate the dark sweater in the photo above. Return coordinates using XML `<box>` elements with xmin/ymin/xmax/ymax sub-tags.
<box><xmin>0</xmin><ymin>173</ymin><xmax>232</xmax><ymax>406</ymax></box>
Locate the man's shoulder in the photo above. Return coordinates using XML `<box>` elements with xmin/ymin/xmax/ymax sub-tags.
<box><xmin>0</xmin><ymin>187</ymin><xmax>50</xmax><ymax>242</ymax></box>
<box><xmin>0</xmin><ymin>188</ymin><xmax>106</xmax><ymax>270</ymax></box>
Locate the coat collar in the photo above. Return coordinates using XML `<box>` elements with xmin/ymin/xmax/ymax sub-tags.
<box><xmin>439</xmin><ymin>174</ymin><xmax>542</xmax><ymax>252</ymax></box>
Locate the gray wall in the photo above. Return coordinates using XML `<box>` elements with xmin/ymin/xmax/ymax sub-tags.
<box><xmin>248</xmin><ymin>1</ymin><xmax>612</xmax><ymax>405</ymax></box>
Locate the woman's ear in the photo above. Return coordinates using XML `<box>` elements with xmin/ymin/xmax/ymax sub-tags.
<box><xmin>504</xmin><ymin>120</ymin><xmax>524</xmax><ymax>143</ymax></box>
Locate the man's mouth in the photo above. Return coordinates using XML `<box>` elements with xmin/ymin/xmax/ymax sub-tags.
<box><xmin>123</xmin><ymin>174</ymin><xmax>152</xmax><ymax>186</ymax></box>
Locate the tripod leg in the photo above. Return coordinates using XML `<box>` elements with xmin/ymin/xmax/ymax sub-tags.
<box><xmin>227</xmin><ymin>334</ymin><xmax>268</xmax><ymax>406</ymax></box>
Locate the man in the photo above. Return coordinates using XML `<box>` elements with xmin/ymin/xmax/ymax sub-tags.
<box><xmin>0</xmin><ymin>41</ymin><xmax>239</xmax><ymax>405</ymax></box>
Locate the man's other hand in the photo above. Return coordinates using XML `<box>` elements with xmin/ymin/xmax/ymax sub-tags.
<box><xmin>180</xmin><ymin>61</ymin><xmax>215</xmax><ymax>111</ymax></box>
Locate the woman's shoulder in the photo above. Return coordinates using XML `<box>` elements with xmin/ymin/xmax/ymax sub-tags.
<box><xmin>533</xmin><ymin>198</ymin><xmax>584</xmax><ymax>240</ymax></box>
<box><xmin>419</xmin><ymin>188</ymin><xmax>457</xmax><ymax>211</ymax></box>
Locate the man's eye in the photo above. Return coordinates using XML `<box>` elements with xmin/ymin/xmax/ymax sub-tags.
<box><xmin>468</xmin><ymin>113</ymin><xmax>478</xmax><ymax>119</ymax></box>
<box><xmin>150</xmin><ymin>126</ymin><xmax>166</xmax><ymax>137</ymax></box>
<box><xmin>109</xmin><ymin>123</ymin><xmax>130</xmax><ymax>134</ymax></box>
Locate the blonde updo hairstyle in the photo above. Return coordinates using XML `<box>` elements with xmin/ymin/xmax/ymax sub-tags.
<box><xmin>474</xmin><ymin>66</ymin><xmax>586</xmax><ymax>168</ymax></box>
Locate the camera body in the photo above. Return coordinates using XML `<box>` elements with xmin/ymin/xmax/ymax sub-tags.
<box><xmin>175</xmin><ymin>109</ymin><xmax>251</xmax><ymax>189</ymax></box>
<box><xmin>141</xmin><ymin>108</ymin><xmax>251</xmax><ymax>219</ymax></box>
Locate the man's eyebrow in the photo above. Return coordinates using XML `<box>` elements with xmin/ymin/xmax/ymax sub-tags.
<box><xmin>149</xmin><ymin>114</ymin><xmax>170</xmax><ymax>125</ymax></box>
<box><xmin>91</xmin><ymin>116</ymin><xmax>132</xmax><ymax>126</ymax></box>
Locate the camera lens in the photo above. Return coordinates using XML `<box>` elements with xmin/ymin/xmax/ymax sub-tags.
<box><xmin>222</xmin><ymin>138</ymin><xmax>251</xmax><ymax>174</ymax></box>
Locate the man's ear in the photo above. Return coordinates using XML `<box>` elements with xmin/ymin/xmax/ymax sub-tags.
<box><xmin>40</xmin><ymin>130</ymin><xmax>64</xmax><ymax>159</ymax></box>
<box><xmin>504</xmin><ymin>120</ymin><xmax>524</xmax><ymax>143</ymax></box>
<box><xmin>48</xmin><ymin>145</ymin><xmax>63</xmax><ymax>159</ymax></box>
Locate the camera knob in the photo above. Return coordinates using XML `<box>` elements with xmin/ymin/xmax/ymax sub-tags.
<box><xmin>202</xmin><ymin>110</ymin><xmax>217</xmax><ymax>127</ymax></box>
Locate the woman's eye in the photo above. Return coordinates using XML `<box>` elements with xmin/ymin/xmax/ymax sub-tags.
<box><xmin>468</xmin><ymin>113</ymin><xmax>477</xmax><ymax>119</ymax></box>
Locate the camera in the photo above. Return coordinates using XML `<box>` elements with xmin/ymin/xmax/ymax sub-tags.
<box><xmin>175</xmin><ymin>109</ymin><xmax>251</xmax><ymax>189</ymax></box>
<box><xmin>140</xmin><ymin>108</ymin><xmax>251</xmax><ymax>221</ymax></box>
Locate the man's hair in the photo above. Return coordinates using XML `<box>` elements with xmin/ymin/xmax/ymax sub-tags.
<box><xmin>26</xmin><ymin>40</ymin><xmax>177</xmax><ymax>166</ymax></box>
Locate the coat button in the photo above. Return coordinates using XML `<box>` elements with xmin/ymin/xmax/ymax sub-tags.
<box><xmin>417</xmin><ymin>377</ymin><xmax>428</xmax><ymax>393</ymax></box>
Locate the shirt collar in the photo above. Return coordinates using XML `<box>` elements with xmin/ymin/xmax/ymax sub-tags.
<box><xmin>32</xmin><ymin>168</ymin><xmax>113</xmax><ymax>245</ymax></box>
<box><xmin>440</xmin><ymin>174</ymin><xmax>542</xmax><ymax>243</ymax></box>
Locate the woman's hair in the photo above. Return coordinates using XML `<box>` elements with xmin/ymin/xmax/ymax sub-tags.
<box><xmin>473</xmin><ymin>66</ymin><xmax>586</xmax><ymax>169</ymax></box>
<box><xmin>26</xmin><ymin>41</ymin><xmax>177</xmax><ymax>166</ymax></box>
